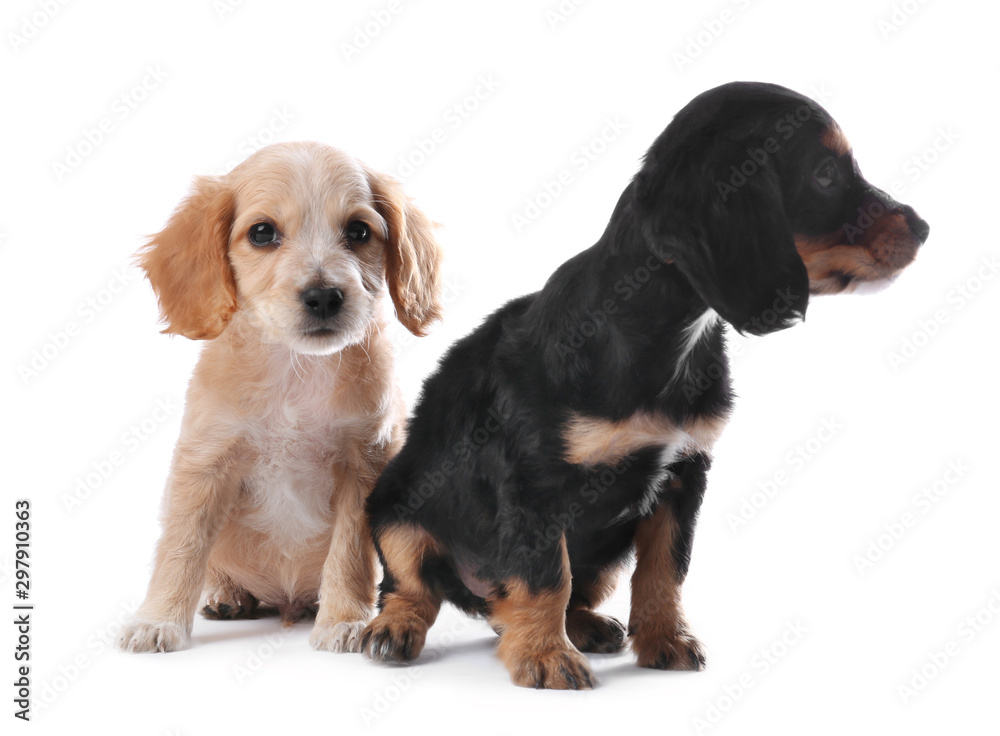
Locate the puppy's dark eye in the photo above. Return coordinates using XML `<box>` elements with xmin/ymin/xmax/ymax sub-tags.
<box><xmin>345</xmin><ymin>221</ymin><xmax>371</xmax><ymax>244</ymax></box>
<box><xmin>813</xmin><ymin>158</ymin><xmax>839</xmax><ymax>189</ymax></box>
<box><xmin>248</xmin><ymin>222</ymin><xmax>279</xmax><ymax>246</ymax></box>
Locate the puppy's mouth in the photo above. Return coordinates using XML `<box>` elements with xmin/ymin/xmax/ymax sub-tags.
<box><xmin>301</xmin><ymin>326</ymin><xmax>339</xmax><ymax>339</ymax></box>
<box><xmin>297</xmin><ymin>323</ymin><xmax>350</xmax><ymax>348</ymax></box>
<box><xmin>288</xmin><ymin>323</ymin><xmax>354</xmax><ymax>356</ymax></box>
<box><xmin>798</xmin><ymin>242</ymin><xmax>919</xmax><ymax>295</ymax></box>
<box><xmin>794</xmin><ymin>199</ymin><xmax>928</xmax><ymax>295</ymax></box>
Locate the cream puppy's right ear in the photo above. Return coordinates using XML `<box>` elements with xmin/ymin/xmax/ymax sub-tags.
<box><xmin>138</xmin><ymin>176</ymin><xmax>237</xmax><ymax>340</ymax></box>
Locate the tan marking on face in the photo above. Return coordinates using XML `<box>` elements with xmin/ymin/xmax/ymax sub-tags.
<box><xmin>562</xmin><ymin>411</ymin><xmax>729</xmax><ymax>467</ymax></box>
<box><xmin>795</xmin><ymin>208</ymin><xmax>921</xmax><ymax>295</ymax></box>
<box><xmin>821</xmin><ymin>124</ymin><xmax>852</xmax><ymax>156</ymax></box>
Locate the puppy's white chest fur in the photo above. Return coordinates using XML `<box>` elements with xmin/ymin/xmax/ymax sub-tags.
<box><xmin>243</xmin><ymin>417</ymin><xmax>336</xmax><ymax>551</ymax></box>
<box><xmin>238</xmin><ymin>364</ymin><xmax>355</xmax><ymax>552</ymax></box>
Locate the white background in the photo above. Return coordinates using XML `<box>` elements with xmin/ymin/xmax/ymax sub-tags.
<box><xmin>3</xmin><ymin>0</ymin><xmax>998</xmax><ymax>733</ymax></box>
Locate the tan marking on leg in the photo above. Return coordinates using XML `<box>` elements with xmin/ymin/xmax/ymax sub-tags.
<box><xmin>361</xmin><ymin>524</ymin><xmax>443</xmax><ymax>662</ymax></box>
<box><xmin>629</xmin><ymin>504</ymin><xmax>705</xmax><ymax>670</ymax></box>
<box><xmin>489</xmin><ymin>536</ymin><xmax>595</xmax><ymax>689</ymax></box>
<box><xmin>562</xmin><ymin>411</ymin><xmax>728</xmax><ymax>467</ymax></box>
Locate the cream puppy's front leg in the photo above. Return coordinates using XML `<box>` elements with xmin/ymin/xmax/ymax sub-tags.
<box><xmin>309</xmin><ymin>455</ymin><xmax>379</xmax><ymax>653</ymax></box>
<box><xmin>119</xmin><ymin>430</ymin><xmax>245</xmax><ymax>653</ymax></box>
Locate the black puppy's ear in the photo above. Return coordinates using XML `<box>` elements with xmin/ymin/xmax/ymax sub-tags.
<box><xmin>636</xmin><ymin>145</ymin><xmax>809</xmax><ymax>336</ymax></box>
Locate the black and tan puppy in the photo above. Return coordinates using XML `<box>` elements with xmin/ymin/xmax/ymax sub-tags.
<box><xmin>361</xmin><ymin>82</ymin><xmax>929</xmax><ymax>688</ymax></box>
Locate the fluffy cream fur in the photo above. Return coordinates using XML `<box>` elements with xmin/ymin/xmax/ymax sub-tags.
<box><xmin>118</xmin><ymin>142</ymin><xmax>442</xmax><ymax>654</ymax></box>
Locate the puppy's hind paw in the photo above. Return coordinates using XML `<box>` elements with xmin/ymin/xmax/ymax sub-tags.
<box><xmin>201</xmin><ymin>589</ymin><xmax>259</xmax><ymax>620</ymax></box>
<box><xmin>118</xmin><ymin>620</ymin><xmax>189</xmax><ymax>654</ymax></box>
<box><xmin>310</xmin><ymin>620</ymin><xmax>367</xmax><ymax>653</ymax></box>
<box><xmin>566</xmin><ymin>610</ymin><xmax>627</xmax><ymax>654</ymax></box>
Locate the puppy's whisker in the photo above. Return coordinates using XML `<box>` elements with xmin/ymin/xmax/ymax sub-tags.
<box><xmin>289</xmin><ymin>349</ymin><xmax>305</xmax><ymax>383</ymax></box>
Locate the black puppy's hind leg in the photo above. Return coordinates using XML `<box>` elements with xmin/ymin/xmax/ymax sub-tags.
<box><xmin>565</xmin><ymin>564</ymin><xmax>628</xmax><ymax>654</ymax></box>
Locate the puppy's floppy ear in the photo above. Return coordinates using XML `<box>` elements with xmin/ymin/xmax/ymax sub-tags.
<box><xmin>636</xmin><ymin>140</ymin><xmax>809</xmax><ymax>336</ymax></box>
<box><xmin>366</xmin><ymin>168</ymin><xmax>443</xmax><ymax>336</ymax></box>
<box><xmin>138</xmin><ymin>176</ymin><xmax>237</xmax><ymax>340</ymax></box>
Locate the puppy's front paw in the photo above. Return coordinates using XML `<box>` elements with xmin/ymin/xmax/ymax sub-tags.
<box><xmin>631</xmin><ymin>628</ymin><xmax>706</xmax><ymax>671</ymax></box>
<box><xmin>506</xmin><ymin>647</ymin><xmax>596</xmax><ymax>690</ymax></box>
<box><xmin>310</xmin><ymin>620</ymin><xmax>367</xmax><ymax>653</ymax></box>
<box><xmin>566</xmin><ymin>610</ymin><xmax>627</xmax><ymax>654</ymax></box>
<box><xmin>361</xmin><ymin>613</ymin><xmax>428</xmax><ymax>663</ymax></box>
<box><xmin>118</xmin><ymin>620</ymin><xmax>189</xmax><ymax>654</ymax></box>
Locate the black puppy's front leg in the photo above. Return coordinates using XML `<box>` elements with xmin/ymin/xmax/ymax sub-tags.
<box><xmin>628</xmin><ymin>453</ymin><xmax>710</xmax><ymax>670</ymax></box>
<box><xmin>489</xmin><ymin>534</ymin><xmax>595</xmax><ymax>689</ymax></box>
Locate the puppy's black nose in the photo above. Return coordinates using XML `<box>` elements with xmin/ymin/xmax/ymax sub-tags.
<box><xmin>301</xmin><ymin>287</ymin><xmax>344</xmax><ymax>320</ymax></box>
<box><xmin>910</xmin><ymin>215</ymin><xmax>930</xmax><ymax>244</ymax></box>
<box><xmin>903</xmin><ymin>207</ymin><xmax>930</xmax><ymax>244</ymax></box>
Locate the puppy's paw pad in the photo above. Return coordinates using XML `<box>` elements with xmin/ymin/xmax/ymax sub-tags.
<box><xmin>510</xmin><ymin>648</ymin><xmax>596</xmax><ymax>690</ymax></box>
<box><xmin>566</xmin><ymin>610</ymin><xmax>627</xmax><ymax>654</ymax></box>
<box><xmin>360</xmin><ymin>615</ymin><xmax>427</xmax><ymax>663</ymax></box>
<box><xmin>310</xmin><ymin>620</ymin><xmax>367</xmax><ymax>653</ymax></box>
<box><xmin>633</xmin><ymin>630</ymin><xmax>706</xmax><ymax>671</ymax></box>
<box><xmin>117</xmin><ymin>621</ymin><xmax>189</xmax><ymax>654</ymax></box>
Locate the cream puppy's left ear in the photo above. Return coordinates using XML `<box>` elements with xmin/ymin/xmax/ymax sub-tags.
<box><xmin>138</xmin><ymin>176</ymin><xmax>237</xmax><ymax>340</ymax></box>
<box><xmin>366</xmin><ymin>168</ymin><xmax>443</xmax><ymax>336</ymax></box>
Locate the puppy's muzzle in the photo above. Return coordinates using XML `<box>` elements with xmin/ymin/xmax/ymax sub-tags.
<box><xmin>301</xmin><ymin>287</ymin><xmax>345</xmax><ymax>321</ymax></box>
<box><xmin>868</xmin><ymin>190</ymin><xmax>930</xmax><ymax>248</ymax></box>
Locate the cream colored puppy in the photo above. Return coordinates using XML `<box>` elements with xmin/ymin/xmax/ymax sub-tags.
<box><xmin>118</xmin><ymin>142</ymin><xmax>441</xmax><ymax>654</ymax></box>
